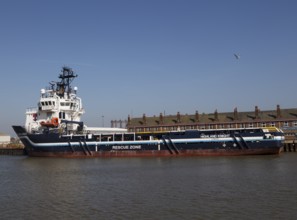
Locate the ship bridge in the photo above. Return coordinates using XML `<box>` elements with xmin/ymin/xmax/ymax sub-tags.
<box><xmin>39</xmin><ymin>99</ymin><xmax>57</xmax><ymax>111</ymax></box>
<box><xmin>25</xmin><ymin>67</ymin><xmax>84</xmax><ymax>133</ymax></box>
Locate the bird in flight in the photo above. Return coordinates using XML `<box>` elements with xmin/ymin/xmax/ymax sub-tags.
<box><xmin>234</xmin><ymin>54</ymin><xmax>240</xmax><ymax>60</ymax></box>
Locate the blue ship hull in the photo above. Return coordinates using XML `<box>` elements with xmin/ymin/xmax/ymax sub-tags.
<box><xmin>13</xmin><ymin>126</ymin><xmax>284</xmax><ymax>157</ymax></box>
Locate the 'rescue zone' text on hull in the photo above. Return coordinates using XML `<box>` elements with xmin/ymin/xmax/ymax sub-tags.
<box><xmin>112</xmin><ymin>145</ymin><xmax>142</xmax><ymax>150</ymax></box>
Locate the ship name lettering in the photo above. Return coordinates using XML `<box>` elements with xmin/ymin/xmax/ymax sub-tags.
<box><xmin>201</xmin><ymin>134</ymin><xmax>230</xmax><ymax>138</ymax></box>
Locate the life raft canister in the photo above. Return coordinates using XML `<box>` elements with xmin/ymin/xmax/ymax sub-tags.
<box><xmin>51</xmin><ymin>117</ymin><xmax>59</xmax><ymax>127</ymax></box>
<box><xmin>40</xmin><ymin>117</ymin><xmax>59</xmax><ymax>127</ymax></box>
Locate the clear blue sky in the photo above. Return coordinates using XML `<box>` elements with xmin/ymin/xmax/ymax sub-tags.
<box><xmin>1</xmin><ymin>0</ymin><xmax>296</xmax><ymax>136</ymax></box>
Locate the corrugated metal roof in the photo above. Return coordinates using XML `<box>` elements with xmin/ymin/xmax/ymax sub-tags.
<box><xmin>128</xmin><ymin>107</ymin><xmax>297</xmax><ymax>127</ymax></box>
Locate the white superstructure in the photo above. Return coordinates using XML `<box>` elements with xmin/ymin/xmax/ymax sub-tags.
<box><xmin>25</xmin><ymin>67</ymin><xmax>126</xmax><ymax>134</ymax></box>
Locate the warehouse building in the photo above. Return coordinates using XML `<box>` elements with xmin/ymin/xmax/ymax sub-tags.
<box><xmin>125</xmin><ymin>105</ymin><xmax>297</xmax><ymax>146</ymax></box>
<box><xmin>0</xmin><ymin>133</ymin><xmax>11</xmax><ymax>146</ymax></box>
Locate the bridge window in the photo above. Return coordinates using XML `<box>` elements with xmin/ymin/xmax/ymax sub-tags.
<box><xmin>59</xmin><ymin>112</ymin><xmax>65</xmax><ymax>119</ymax></box>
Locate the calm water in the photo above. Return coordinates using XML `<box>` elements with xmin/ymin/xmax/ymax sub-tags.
<box><xmin>0</xmin><ymin>154</ymin><xmax>297</xmax><ymax>220</ymax></box>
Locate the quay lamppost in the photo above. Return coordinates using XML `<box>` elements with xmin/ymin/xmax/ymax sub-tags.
<box><xmin>101</xmin><ymin>115</ymin><xmax>104</xmax><ymax>127</ymax></box>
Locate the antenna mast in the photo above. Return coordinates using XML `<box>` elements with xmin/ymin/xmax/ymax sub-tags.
<box><xmin>56</xmin><ymin>67</ymin><xmax>78</xmax><ymax>97</ymax></box>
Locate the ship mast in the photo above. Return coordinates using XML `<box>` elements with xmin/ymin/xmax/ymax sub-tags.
<box><xmin>56</xmin><ymin>67</ymin><xmax>78</xmax><ymax>98</ymax></box>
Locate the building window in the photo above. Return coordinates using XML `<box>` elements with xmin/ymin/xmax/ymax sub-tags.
<box><xmin>270</xmin><ymin>122</ymin><xmax>275</xmax><ymax>127</ymax></box>
<box><xmin>261</xmin><ymin>122</ymin><xmax>266</xmax><ymax>127</ymax></box>
<box><xmin>293</xmin><ymin>121</ymin><xmax>297</xmax><ymax>127</ymax></box>
<box><xmin>283</xmin><ymin>122</ymin><xmax>289</xmax><ymax>127</ymax></box>
<box><xmin>239</xmin><ymin>124</ymin><xmax>245</xmax><ymax>128</ymax></box>
<box><xmin>229</xmin><ymin>124</ymin><xmax>234</xmax><ymax>128</ymax></box>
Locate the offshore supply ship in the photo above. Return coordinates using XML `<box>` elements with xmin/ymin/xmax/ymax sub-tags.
<box><xmin>13</xmin><ymin>67</ymin><xmax>284</xmax><ymax>157</ymax></box>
